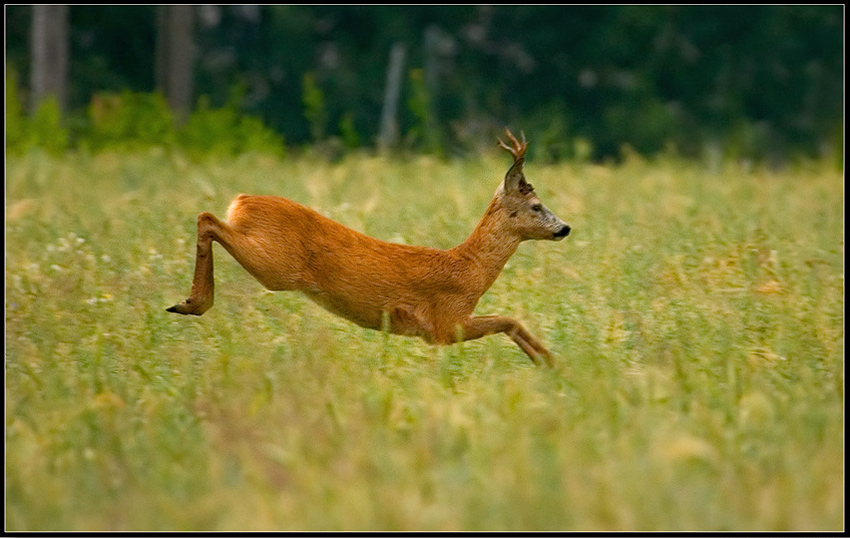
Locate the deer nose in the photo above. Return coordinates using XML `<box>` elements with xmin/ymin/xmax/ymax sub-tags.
<box><xmin>554</xmin><ymin>225</ymin><xmax>571</xmax><ymax>239</ymax></box>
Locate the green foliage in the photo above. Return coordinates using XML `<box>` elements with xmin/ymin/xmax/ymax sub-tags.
<box><xmin>338</xmin><ymin>112</ymin><xmax>361</xmax><ymax>149</ymax></box>
<box><xmin>6</xmin><ymin>6</ymin><xmax>842</xmax><ymax>161</ymax></box>
<box><xmin>5</xmin><ymin>68</ymin><xmax>29</xmax><ymax>153</ymax></box>
<box><xmin>5</xmin><ymin>152</ymin><xmax>844</xmax><ymax>531</ymax></box>
<box><xmin>406</xmin><ymin>68</ymin><xmax>442</xmax><ymax>154</ymax></box>
<box><xmin>301</xmin><ymin>72</ymin><xmax>327</xmax><ymax>143</ymax></box>
<box><xmin>525</xmin><ymin>102</ymin><xmax>574</xmax><ymax>163</ymax></box>
<box><xmin>30</xmin><ymin>99</ymin><xmax>70</xmax><ymax>154</ymax></box>
<box><xmin>180</xmin><ymin>95</ymin><xmax>285</xmax><ymax>158</ymax></box>
<box><xmin>603</xmin><ymin>97</ymin><xmax>681</xmax><ymax>157</ymax></box>
<box><xmin>82</xmin><ymin>90</ymin><xmax>175</xmax><ymax>151</ymax></box>
<box><xmin>8</xmin><ymin>72</ymin><xmax>285</xmax><ymax>158</ymax></box>
<box><xmin>6</xmin><ymin>68</ymin><xmax>69</xmax><ymax>155</ymax></box>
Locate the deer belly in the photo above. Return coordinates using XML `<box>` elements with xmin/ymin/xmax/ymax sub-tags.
<box><xmin>302</xmin><ymin>290</ymin><xmax>434</xmax><ymax>339</ymax></box>
<box><xmin>303</xmin><ymin>290</ymin><xmax>385</xmax><ymax>330</ymax></box>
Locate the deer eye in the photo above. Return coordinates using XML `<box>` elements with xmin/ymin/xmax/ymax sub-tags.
<box><xmin>531</xmin><ymin>204</ymin><xmax>543</xmax><ymax>212</ymax></box>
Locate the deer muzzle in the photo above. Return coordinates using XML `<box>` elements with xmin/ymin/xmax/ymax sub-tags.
<box><xmin>553</xmin><ymin>224</ymin><xmax>571</xmax><ymax>240</ymax></box>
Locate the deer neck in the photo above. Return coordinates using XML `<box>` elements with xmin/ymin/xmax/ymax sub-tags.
<box><xmin>451</xmin><ymin>197</ymin><xmax>522</xmax><ymax>290</ymax></box>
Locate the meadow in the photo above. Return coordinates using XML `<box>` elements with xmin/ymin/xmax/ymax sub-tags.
<box><xmin>5</xmin><ymin>149</ymin><xmax>844</xmax><ymax>531</ymax></box>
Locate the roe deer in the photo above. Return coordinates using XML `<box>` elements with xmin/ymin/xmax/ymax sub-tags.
<box><xmin>167</xmin><ymin>129</ymin><xmax>570</xmax><ymax>366</ymax></box>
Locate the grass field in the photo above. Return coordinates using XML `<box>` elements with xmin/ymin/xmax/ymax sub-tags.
<box><xmin>5</xmin><ymin>149</ymin><xmax>844</xmax><ymax>531</ymax></box>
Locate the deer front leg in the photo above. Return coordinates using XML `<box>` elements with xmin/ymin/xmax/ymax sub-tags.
<box><xmin>457</xmin><ymin>315</ymin><xmax>554</xmax><ymax>367</ymax></box>
<box><xmin>166</xmin><ymin>212</ymin><xmax>224</xmax><ymax>316</ymax></box>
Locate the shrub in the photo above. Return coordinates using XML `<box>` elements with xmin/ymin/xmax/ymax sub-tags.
<box><xmin>302</xmin><ymin>72</ymin><xmax>327</xmax><ymax>143</ymax></box>
<box><xmin>6</xmin><ymin>68</ymin><xmax>69</xmax><ymax>155</ymax></box>
<box><xmin>179</xmin><ymin>95</ymin><xmax>285</xmax><ymax>158</ymax></box>
<box><xmin>83</xmin><ymin>90</ymin><xmax>176</xmax><ymax>151</ymax></box>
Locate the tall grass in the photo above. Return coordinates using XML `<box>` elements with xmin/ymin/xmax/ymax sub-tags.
<box><xmin>5</xmin><ymin>149</ymin><xmax>844</xmax><ymax>531</ymax></box>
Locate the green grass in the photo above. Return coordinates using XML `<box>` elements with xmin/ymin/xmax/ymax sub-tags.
<box><xmin>5</xmin><ymin>149</ymin><xmax>844</xmax><ymax>531</ymax></box>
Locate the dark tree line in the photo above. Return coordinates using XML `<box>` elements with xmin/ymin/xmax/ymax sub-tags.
<box><xmin>5</xmin><ymin>5</ymin><xmax>844</xmax><ymax>161</ymax></box>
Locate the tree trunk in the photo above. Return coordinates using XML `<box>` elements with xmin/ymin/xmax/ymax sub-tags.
<box><xmin>156</xmin><ymin>5</ymin><xmax>195</xmax><ymax>124</ymax></box>
<box><xmin>30</xmin><ymin>5</ymin><xmax>69</xmax><ymax>114</ymax></box>
<box><xmin>378</xmin><ymin>42</ymin><xmax>406</xmax><ymax>150</ymax></box>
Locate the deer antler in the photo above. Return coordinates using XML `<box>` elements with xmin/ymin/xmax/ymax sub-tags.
<box><xmin>497</xmin><ymin>128</ymin><xmax>528</xmax><ymax>163</ymax></box>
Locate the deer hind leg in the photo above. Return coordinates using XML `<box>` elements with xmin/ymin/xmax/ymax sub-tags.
<box><xmin>166</xmin><ymin>212</ymin><xmax>232</xmax><ymax>316</ymax></box>
<box><xmin>457</xmin><ymin>315</ymin><xmax>554</xmax><ymax>367</ymax></box>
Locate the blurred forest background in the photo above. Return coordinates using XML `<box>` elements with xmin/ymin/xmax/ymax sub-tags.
<box><xmin>5</xmin><ymin>5</ymin><xmax>844</xmax><ymax>163</ymax></box>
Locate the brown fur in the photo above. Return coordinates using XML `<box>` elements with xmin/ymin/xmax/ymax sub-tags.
<box><xmin>167</xmin><ymin>129</ymin><xmax>570</xmax><ymax>366</ymax></box>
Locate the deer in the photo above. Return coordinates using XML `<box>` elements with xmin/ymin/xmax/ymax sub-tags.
<box><xmin>167</xmin><ymin>129</ymin><xmax>571</xmax><ymax>366</ymax></box>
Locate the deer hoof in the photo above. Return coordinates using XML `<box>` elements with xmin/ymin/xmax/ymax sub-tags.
<box><xmin>166</xmin><ymin>299</ymin><xmax>207</xmax><ymax>316</ymax></box>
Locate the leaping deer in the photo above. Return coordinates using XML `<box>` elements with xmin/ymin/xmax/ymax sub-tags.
<box><xmin>167</xmin><ymin>129</ymin><xmax>571</xmax><ymax>366</ymax></box>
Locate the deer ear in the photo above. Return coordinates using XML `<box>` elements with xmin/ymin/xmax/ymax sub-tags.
<box><xmin>504</xmin><ymin>161</ymin><xmax>532</xmax><ymax>194</ymax></box>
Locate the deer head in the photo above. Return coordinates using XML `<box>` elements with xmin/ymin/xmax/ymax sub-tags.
<box><xmin>496</xmin><ymin>128</ymin><xmax>571</xmax><ymax>241</ymax></box>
